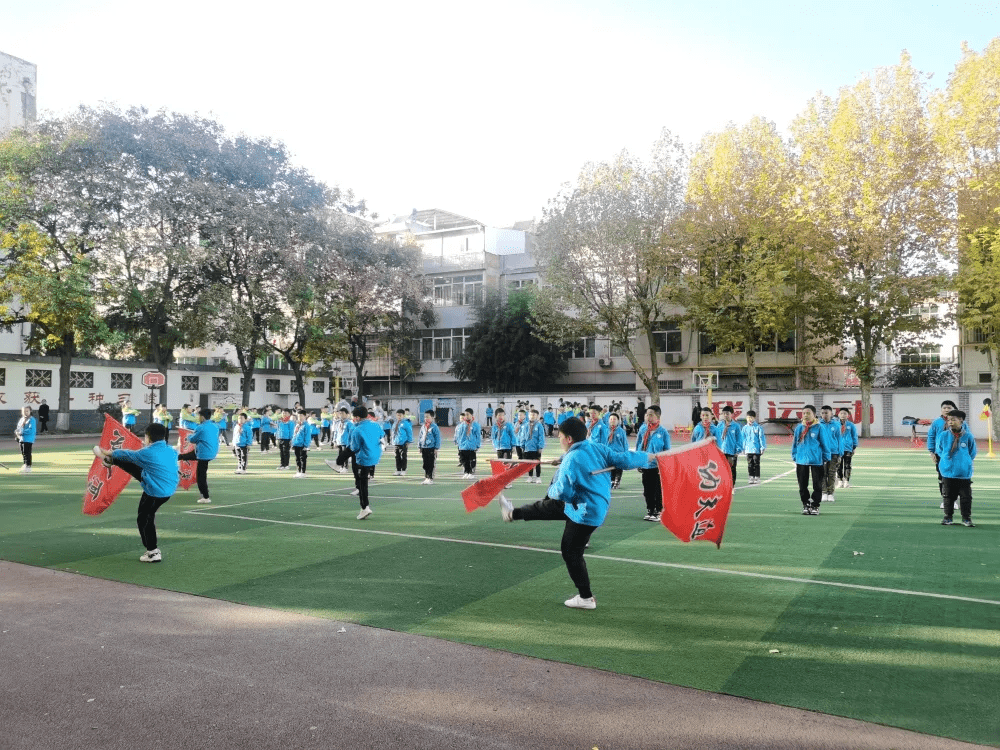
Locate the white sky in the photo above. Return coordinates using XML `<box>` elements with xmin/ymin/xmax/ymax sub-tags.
<box><xmin>3</xmin><ymin>0</ymin><xmax>998</xmax><ymax>226</ymax></box>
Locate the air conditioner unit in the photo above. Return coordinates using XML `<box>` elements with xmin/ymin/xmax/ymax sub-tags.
<box><xmin>598</xmin><ymin>357</ymin><xmax>612</xmax><ymax>368</ymax></box>
<box><xmin>663</xmin><ymin>353</ymin><xmax>682</xmax><ymax>365</ymax></box>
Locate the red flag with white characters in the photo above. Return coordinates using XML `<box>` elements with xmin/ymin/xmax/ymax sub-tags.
<box><xmin>176</xmin><ymin>427</ymin><xmax>198</xmax><ymax>491</ymax></box>
<box><xmin>82</xmin><ymin>415</ymin><xmax>143</xmax><ymax>516</ymax></box>
<box><xmin>461</xmin><ymin>460</ymin><xmax>537</xmax><ymax>512</ymax></box>
<box><xmin>656</xmin><ymin>438</ymin><xmax>734</xmax><ymax>548</ymax></box>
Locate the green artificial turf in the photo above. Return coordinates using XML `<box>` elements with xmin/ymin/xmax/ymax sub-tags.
<box><xmin>2</xmin><ymin>439</ymin><xmax>998</xmax><ymax>746</ymax></box>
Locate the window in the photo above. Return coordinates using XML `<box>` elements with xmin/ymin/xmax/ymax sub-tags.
<box><xmin>652</xmin><ymin>324</ymin><xmax>682</xmax><ymax>353</ymax></box>
<box><xmin>181</xmin><ymin>376</ymin><xmax>200</xmax><ymax>391</ymax></box>
<box><xmin>658</xmin><ymin>379</ymin><xmax>684</xmax><ymax>390</ymax></box>
<box><xmin>266</xmin><ymin>379</ymin><xmax>281</xmax><ymax>393</ymax></box>
<box><xmin>177</xmin><ymin>357</ymin><xmax>208</xmax><ymax>365</ymax></box>
<box><xmin>570</xmin><ymin>338</ymin><xmax>596</xmax><ymax>359</ymax></box>
<box><xmin>111</xmin><ymin>373</ymin><xmax>132</xmax><ymax>389</ymax></box>
<box><xmin>900</xmin><ymin>345</ymin><xmax>941</xmax><ymax>365</ymax></box>
<box><xmin>212</xmin><ymin>377</ymin><xmax>229</xmax><ymax>392</ymax></box>
<box><xmin>429</xmin><ymin>274</ymin><xmax>483</xmax><ymax>307</ymax></box>
<box><xmin>0</xmin><ymin>368</ymin><xmax>5</xmax><ymax>386</ymax></box>
<box><xmin>20</xmin><ymin>368</ymin><xmax>52</xmax><ymax>388</ymax></box>
<box><xmin>907</xmin><ymin>303</ymin><xmax>941</xmax><ymax>318</ymax></box>
<box><xmin>241</xmin><ymin>377</ymin><xmax>256</xmax><ymax>392</ymax></box>
<box><xmin>259</xmin><ymin>354</ymin><xmax>288</xmax><ymax>371</ymax></box>
<box><xmin>967</xmin><ymin>327</ymin><xmax>992</xmax><ymax>345</ymax></box>
<box><xmin>508</xmin><ymin>279</ymin><xmax>536</xmax><ymax>290</ymax></box>
<box><xmin>69</xmin><ymin>371</ymin><xmax>94</xmax><ymax>389</ymax></box>
<box><xmin>416</xmin><ymin>328</ymin><xmax>467</xmax><ymax>360</ymax></box>
<box><xmin>610</xmin><ymin>342</ymin><xmax>626</xmax><ymax>358</ymax></box>
<box><xmin>980</xmin><ymin>372</ymin><xmax>992</xmax><ymax>385</ymax></box>
<box><xmin>312</xmin><ymin>380</ymin><xmax>326</xmax><ymax>393</ymax></box>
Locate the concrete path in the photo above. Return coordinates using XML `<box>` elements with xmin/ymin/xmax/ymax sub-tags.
<box><xmin>0</xmin><ymin>561</ymin><xmax>987</xmax><ymax>750</ymax></box>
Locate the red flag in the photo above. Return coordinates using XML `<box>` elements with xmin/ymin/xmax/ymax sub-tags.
<box><xmin>82</xmin><ymin>415</ymin><xmax>143</xmax><ymax>516</ymax></box>
<box><xmin>656</xmin><ymin>438</ymin><xmax>734</xmax><ymax>548</ymax></box>
<box><xmin>461</xmin><ymin>460</ymin><xmax>536</xmax><ymax>512</ymax></box>
<box><xmin>175</xmin><ymin>427</ymin><xmax>198</xmax><ymax>491</ymax></box>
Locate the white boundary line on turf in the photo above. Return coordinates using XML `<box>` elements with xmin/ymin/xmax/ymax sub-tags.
<box><xmin>183</xmin><ymin>509</ymin><xmax>1000</xmax><ymax>608</ymax></box>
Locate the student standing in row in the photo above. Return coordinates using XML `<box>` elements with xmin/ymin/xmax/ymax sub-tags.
<box><xmin>177</xmin><ymin>408</ymin><xmax>219</xmax><ymax>504</ymax></box>
<box><xmin>691</xmin><ymin>408</ymin><xmax>715</xmax><ymax>442</ymax></box>
<box><xmin>935</xmin><ymin>409</ymin><xmax>977</xmax><ymax>527</ymax></box>
<box><xmin>792</xmin><ymin>405</ymin><xmax>831</xmax><ymax>516</ymax></box>
<box><xmin>836</xmin><ymin>407</ymin><xmax>859</xmax><ymax>488</ymax></box>
<box><xmin>635</xmin><ymin>405</ymin><xmax>670</xmax><ymax>521</ymax></box>
<box><xmin>455</xmin><ymin>408</ymin><xmax>481</xmax><ymax>478</ymax></box>
<box><xmin>391</xmin><ymin>408</ymin><xmax>413</xmax><ymax>476</ymax></box>
<box><xmin>927</xmin><ymin>400</ymin><xmax>956</xmax><ymax>509</ymax></box>
<box><xmin>418</xmin><ymin>409</ymin><xmax>441</xmax><ymax>484</ymax></box>
<box><xmin>522</xmin><ymin>409</ymin><xmax>546</xmax><ymax>484</ymax></box>
<box><xmin>276</xmin><ymin>408</ymin><xmax>294</xmax><ymax>470</ymax></box>
<box><xmin>15</xmin><ymin>406</ymin><xmax>36</xmax><ymax>474</ymax></box>
<box><xmin>233</xmin><ymin>412</ymin><xmax>252</xmax><ymax>474</ymax></box>
<box><xmin>716</xmin><ymin>406</ymin><xmax>743</xmax><ymax>483</ymax></box>
<box><xmin>605</xmin><ymin>411</ymin><xmax>628</xmax><ymax>490</ymax></box>
<box><xmin>819</xmin><ymin>406</ymin><xmax>842</xmax><ymax>502</ymax></box>
<box><xmin>122</xmin><ymin>400</ymin><xmax>141</xmax><ymax>434</ymax></box>
<box><xmin>491</xmin><ymin>407</ymin><xmax>515</xmax><ymax>460</ymax></box>
<box><xmin>292</xmin><ymin>410</ymin><xmax>311</xmax><ymax>478</ymax></box>
<box><xmin>742</xmin><ymin>410</ymin><xmax>766</xmax><ymax>485</ymax></box>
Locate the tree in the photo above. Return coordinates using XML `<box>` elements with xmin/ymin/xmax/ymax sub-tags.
<box><xmin>449</xmin><ymin>289</ymin><xmax>568</xmax><ymax>392</ymax></box>
<box><xmin>304</xmin><ymin>212</ymin><xmax>434</xmax><ymax>399</ymax></box>
<box><xmin>535</xmin><ymin>131</ymin><xmax>688</xmax><ymax>404</ymax></box>
<box><xmin>877</xmin><ymin>362</ymin><xmax>958</xmax><ymax>388</ymax></box>
<box><xmin>931</xmin><ymin>38</ymin><xmax>1000</xmax><ymax>438</ymax></box>
<box><xmin>0</xmin><ymin>117</ymin><xmax>121</xmax><ymax>428</ymax></box>
<box><xmin>681</xmin><ymin>117</ymin><xmax>807</xmax><ymax>408</ymax></box>
<box><xmin>791</xmin><ymin>54</ymin><xmax>950</xmax><ymax>436</ymax></box>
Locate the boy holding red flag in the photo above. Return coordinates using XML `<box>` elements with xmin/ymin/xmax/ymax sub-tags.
<box><xmin>94</xmin><ymin>423</ymin><xmax>178</xmax><ymax>563</ymax></box>
<box><xmin>499</xmin><ymin>417</ymin><xmax>653</xmax><ymax>610</ymax></box>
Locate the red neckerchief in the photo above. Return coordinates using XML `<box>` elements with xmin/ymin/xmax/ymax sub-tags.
<box><xmin>799</xmin><ymin>420</ymin><xmax>813</xmax><ymax>442</ymax></box>
<box><xmin>642</xmin><ymin>422</ymin><xmax>658</xmax><ymax>450</ymax></box>
<box><xmin>607</xmin><ymin>424</ymin><xmax>617</xmax><ymax>443</ymax></box>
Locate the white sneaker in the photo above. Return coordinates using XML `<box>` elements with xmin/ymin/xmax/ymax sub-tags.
<box><xmin>139</xmin><ymin>548</ymin><xmax>162</xmax><ymax>563</ymax></box>
<box><xmin>564</xmin><ymin>595</ymin><xmax>596</xmax><ymax>610</ymax></box>
<box><xmin>351</xmin><ymin>488</ymin><xmax>360</xmax><ymax>496</ymax></box>
<box><xmin>820</xmin><ymin>494</ymin><xmax>829</xmax><ymax>502</ymax></box>
<box><xmin>197</xmin><ymin>497</ymin><xmax>211</xmax><ymax>504</ymax></box>
<box><xmin>534</xmin><ymin>477</ymin><xmax>542</xmax><ymax>484</ymax></box>
<box><xmin>421</xmin><ymin>478</ymin><xmax>432</xmax><ymax>485</ymax></box>
<box><xmin>294</xmin><ymin>472</ymin><xmax>306</xmax><ymax>478</ymax></box>
<box><xmin>357</xmin><ymin>506</ymin><xmax>372</xmax><ymax>520</ymax></box>
<box><xmin>20</xmin><ymin>465</ymin><xmax>30</xmax><ymax>473</ymax></box>
<box><xmin>399</xmin><ymin>471</ymin><xmax>406</xmax><ymax>477</ymax></box>
<box><xmin>940</xmin><ymin>501</ymin><xmax>947</xmax><ymax>509</ymax></box>
<box><xmin>393</xmin><ymin>470</ymin><xmax>401</xmax><ymax>476</ymax></box>
<box><xmin>524</xmin><ymin>477</ymin><xmax>533</xmax><ymax>483</ymax></box>
<box><xmin>499</xmin><ymin>493</ymin><xmax>514</xmax><ymax>522</ymax></box>
<box><xmin>844</xmin><ymin>481</ymin><xmax>851</xmax><ymax>489</ymax></box>
<box><xmin>827</xmin><ymin>494</ymin><xmax>835</xmax><ymax>502</ymax></box>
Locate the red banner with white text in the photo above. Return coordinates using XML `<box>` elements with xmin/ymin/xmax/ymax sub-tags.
<box><xmin>656</xmin><ymin>439</ymin><xmax>734</xmax><ymax>548</ymax></box>
<box><xmin>82</xmin><ymin>415</ymin><xmax>144</xmax><ymax>516</ymax></box>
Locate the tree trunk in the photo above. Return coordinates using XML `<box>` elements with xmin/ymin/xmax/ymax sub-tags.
<box><xmin>56</xmin><ymin>344</ymin><xmax>72</xmax><ymax>431</ymax></box>
<box><xmin>746</xmin><ymin>349</ymin><xmax>758</xmax><ymax>414</ymax></box>
<box><xmin>624</xmin><ymin>349</ymin><xmax>661</xmax><ymax>406</ymax></box>
<box><xmin>859</xmin><ymin>377</ymin><xmax>873</xmax><ymax>439</ymax></box>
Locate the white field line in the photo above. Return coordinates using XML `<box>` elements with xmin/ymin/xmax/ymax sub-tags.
<box><xmin>186</xmin><ymin>504</ymin><xmax>1000</xmax><ymax>608</ymax></box>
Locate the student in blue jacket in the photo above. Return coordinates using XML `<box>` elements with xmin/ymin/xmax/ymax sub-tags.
<box><xmin>522</xmin><ymin>409</ymin><xmax>547</xmax><ymax>484</ymax></box>
<box><xmin>500</xmin><ymin>417</ymin><xmax>655</xmax><ymax>610</ymax></box>
<box><xmin>417</xmin><ymin>409</ymin><xmax>441</xmax><ymax>484</ymax></box>
<box><xmin>585</xmin><ymin>406</ymin><xmax>607</xmax><ymax>444</ymax></box>
<box><xmin>276</xmin><ymin>408</ymin><xmax>295</xmax><ymax>470</ymax></box>
<box><xmin>454</xmin><ymin>408</ymin><xmax>482</xmax><ymax>478</ymax></box>
<box><xmin>818</xmin><ymin>406</ymin><xmax>844</xmax><ymax>503</ymax></box>
<box><xmin>927</xmin><ymin>399</ymin><xmax>956</xmax><ymax>508</ymax></box>
<box><xmin>792</xmin><ymin>405</ymin><xmax>832</xmax><ymax>515</ymax></box>
<box><xmin>741</xmin><ymin>409</ymin><xmax>767</xmax><ymax>485</ymax></box>
<box><xmin>634</xmin><ymin>405</ymin><xmax>671</xmax><ymax>521</ymax></box>
<box><xmin>291</xmin><ymin>410</ymin><xmax>311</xmax><ymax>477</ymax></box>
<box><xmin>491</xmin><ymin>407</ymin><xmax>515</xmax><ymax>459</ymax></box>
<box><xmin>604</xmin><ymin>412</ymin><xmax>629</xmax><ymax>489</ymax></box>
<box><xmin>836</xmin><ymin>407</ymin><xmax>859</xmax><ymax>488</ymax></box>
<box><xmin>716</xmin><ymin>406</ymin><xmax>743</xmax><ymax>483</ymax></box>
<box><xmin>178</xmin><ymin>408</ymin><xmax>220</xmax><ymax>504</ymax></box>
<box><xmin>95</xmin><ymin>422</ymin><xmax>179</xmax><ymax>563</ymax></box>
<box><xmin>391</xmin><ymin>408</ymin><xmax>414</xmax><ymax>476</ymax></box>
<box><xmin>233</xmin><ymin>412</ymin><xmax>253</xmax><ymax>474</ymax></box>
<box><xmin>15</xmin><ymin>406</ymin><xmax>36</xmax><ymax>474</ymax></box>
<box><xmin>691</xmin><ymin>408</ymin><xmax>715</xmax><ymax>443</ymax></box>
<box><xmin>935</xmin><ymin>409</ymin><xmax>977</xmax><ymax>526</ymax></box>
<box><xmin>350</xmin><ymin>405</ymin><xmax>384</xmax><ymax>519</ymax></box>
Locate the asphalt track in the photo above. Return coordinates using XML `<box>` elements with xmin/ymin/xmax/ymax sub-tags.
<box><xmin>0</xmin><ymin>561</ymin><xmax>989</xmax><ymax>750</ymax></box>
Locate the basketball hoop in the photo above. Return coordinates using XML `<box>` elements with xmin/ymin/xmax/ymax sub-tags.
<box><xmin>693</xmin><ymin>371</ymin><xmax>719</xmax><ymax>407</ymax></box>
